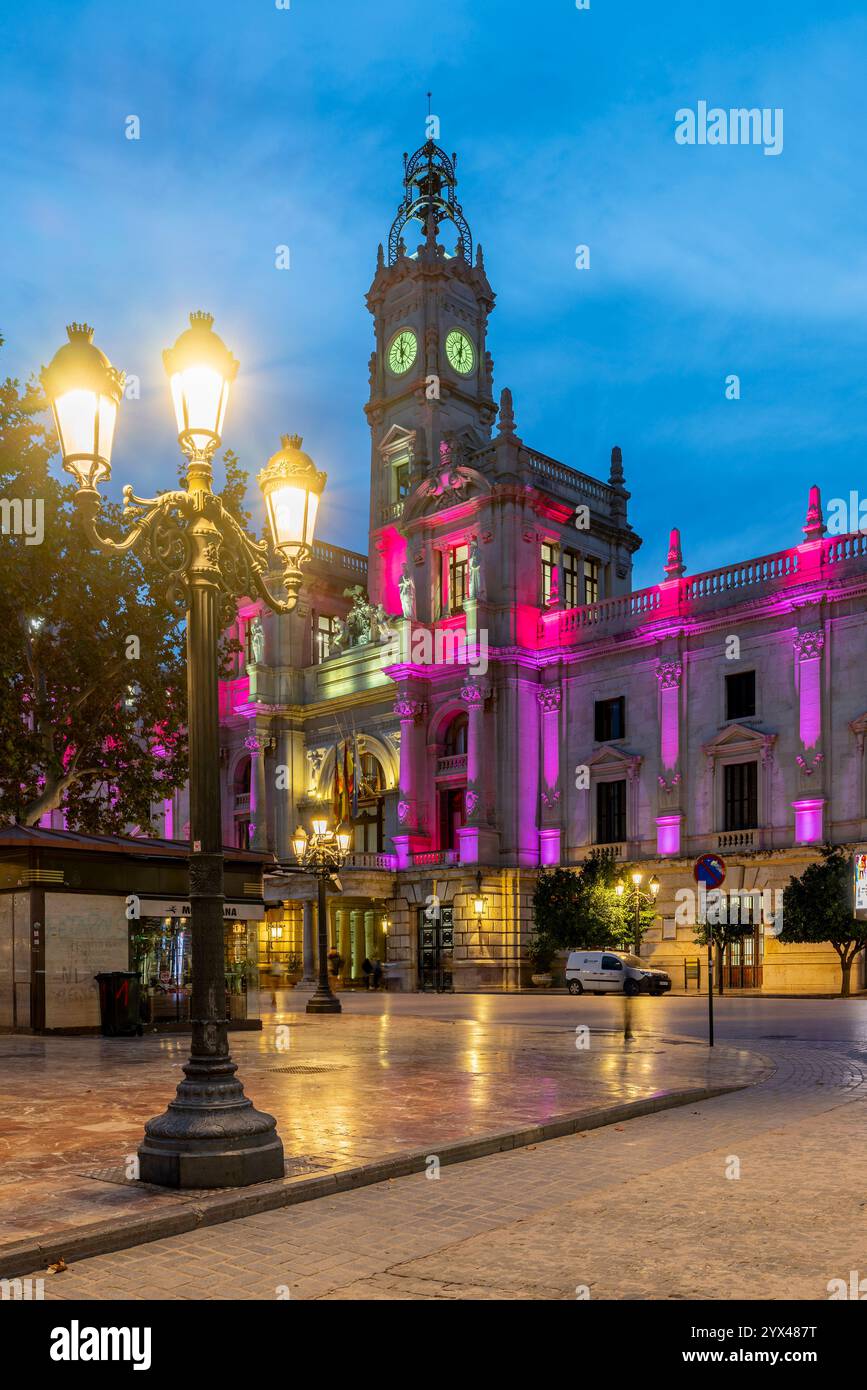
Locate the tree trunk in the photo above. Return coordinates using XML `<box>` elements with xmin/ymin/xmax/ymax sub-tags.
<box><xmin>840</xmin><ymin>957</ymin><xmax>852</xmax><ymax>998</ymax></box>
<box><xmin>20</xmin><ymin>774</ymin><xmax>74</xmax><ymax>826</ymax></box>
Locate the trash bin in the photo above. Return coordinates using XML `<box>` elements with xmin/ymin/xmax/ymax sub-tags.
<box><xmin>94</xmin><ymin>971</ymin><xmax>143</xmax><ymax>1037</ymax></box>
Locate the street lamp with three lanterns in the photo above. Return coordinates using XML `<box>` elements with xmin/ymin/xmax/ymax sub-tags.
<box><xmin>291</xmin><ymin>819</ymin><xmax>352</xmax><ymax>1014</ymax></box>
<box><xmin>615</xmin><ymin>870</ymin><xmax>660</xmax><ymax>957</ymax></box>
<box><xmin>40</xmin><ymin>314</ymin><xmax>327</xmax><ymax>1189</ymax></box>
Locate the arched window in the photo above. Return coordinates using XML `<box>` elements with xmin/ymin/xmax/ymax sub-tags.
<box><xmin>233</xmin><ymin>756</ymin><xmax>251</xmax><ymax>849</ymax></box>
<box><xmin>352</xmin><ymin>751</ymin><xmax>386</xmax><ymax>852</ymax></box>
<box><xmin>444</xmin><ymin>713</ymin><xmax>468</xmax><ymax>757</ymax></box>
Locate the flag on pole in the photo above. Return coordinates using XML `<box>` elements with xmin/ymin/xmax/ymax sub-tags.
<box><xmin>351</xmin><ymin>731</ymin><xmax>359</xmax><ymax>820</ymax></box>
<box><xmin>332</xmin><ymin>741</ymin><xmax>342</xmax><ymax>825</ymax></box>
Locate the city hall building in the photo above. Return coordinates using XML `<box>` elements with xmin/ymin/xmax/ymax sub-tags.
<box><xmin>167</xmin><ymin>139</ymin><xmax>867</xmax><ymax>995</ymax></box>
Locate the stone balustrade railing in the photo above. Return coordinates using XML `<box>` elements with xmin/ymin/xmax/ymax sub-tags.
<box><xmin>538</xmin><ymin>532</ymin><xmax>867</xmax><ymax>648</ymax></box>
<box><xmin>311</xmin><ymin>541</ymin><xmax>368</xmax><ymax>574</ymax></box>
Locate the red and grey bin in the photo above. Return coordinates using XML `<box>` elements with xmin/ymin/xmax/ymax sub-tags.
<box><xmin>94</xmin><ymin>971</ymin><xmax>143</xmax><ymax>1037</ymax></box>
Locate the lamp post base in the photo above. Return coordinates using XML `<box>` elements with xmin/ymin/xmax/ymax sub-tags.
<box><xmin>138</xmin><ymin>1049</ymin><xmax>284</xmax><ymax>1189</ymax></box>
<box><xmin>306</xmin><ymin>991</ymin><xmax>342</xmax><ymax>1014</ymax></box>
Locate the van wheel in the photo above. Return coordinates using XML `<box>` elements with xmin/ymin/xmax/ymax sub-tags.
<box><xmin>568</xmin><ymin>980</ymin><xmax>583</xmax><ymax>995</ymax></box>
<box><xmin>623</xmin><ymin>980</ymin><xmax>640</xmax><ymax>997</ymax></box>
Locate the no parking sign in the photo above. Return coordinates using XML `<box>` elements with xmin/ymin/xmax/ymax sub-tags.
<box><xmin>693</xmin><ymin>853</ymin><xmax>726</xmax><ymax>889</ymax></box>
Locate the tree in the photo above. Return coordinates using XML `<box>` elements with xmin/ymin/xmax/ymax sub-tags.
<box><xmin>693</xmin><ymin>894</ymin><xmax>754</xmax><ymax>995</ymax></box>
<box><xmin>532</xmin><ymin>853</ymin><xmax>637</xmax><ymax>953</ymax></box>
<box><xmin>0</xmin><ymin>334</ymin><xmax>246</xmax><ymax>833</ymax></box>
<box><xmin>779</xmin><ymin>844</ymin><xmax>867</xmax><ymax>997</ymax></box>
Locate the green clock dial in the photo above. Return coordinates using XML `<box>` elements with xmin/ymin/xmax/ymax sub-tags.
<box><xmin>388</xmin><ymin>329</ymin><xmax>418</xmax><ymax>375</ymax></box>
<box><xmin>445</xmin><ymin>329</ymin><xmax>475</xmax><ymax>375</ymax></box>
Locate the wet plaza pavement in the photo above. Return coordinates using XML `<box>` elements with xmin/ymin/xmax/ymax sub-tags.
<box><xmin>0</xmin><ymin>993</ymin><xmax>768</xmax><ymax>1257</ymax></box>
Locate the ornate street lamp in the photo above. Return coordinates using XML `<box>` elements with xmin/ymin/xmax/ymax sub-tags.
<box><xmin>616</xmin><ymin>870</ymin><xmax>660</xmax><ymax>956</ymax></box>
<box><xmin>41</xmin><ymin>314</ymin><xmax>327</xmax><ymax>1189</ymax></box>
<box><xmin>291</xmin><ymin>819</ymin><xmax>351</xmax><ymax>1014</ymax></box>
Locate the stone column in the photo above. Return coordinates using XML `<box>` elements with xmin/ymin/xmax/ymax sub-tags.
<box><xmin>364</xmin><ymin>909</ymin><xmax>376</xmax><ymax>960</ymax></box>
<box><xmin>337</xmin><ymin>908</ymin><xmax>351</xmax><ymax>983</ymax></box>
<box><xmin>457</xmin><ymin>681</ymin><xmax>499</xmax><ymax>864</ymax></box>
<box><xmin>392</xmin><ymin>693</ymin><xmax>428</xmax><ymax>868</ymax></box>
<box><xmin>537</xmin><ymin>685</ymin><xmax>562</xmax><ymax>865</ymax></box>
<box><xmin>655</xmin><ymin>659</ymin><xmax>684</xmax><ymax>856</ymax></box>
<box><xmin>296</xmin><ymin>899</ymin><xmax>316</xmax><ymax>991</ymax></box>
<box><xmin>350</xmin><ymin>909</ymin><xmax>365</xmax><ymax>981</ymax></box>
<box><xmin>792</xmin><ymin>629</ymin><xmax>825</xmax><ymax>843</ymax></box>
<box><xmin>247</xmin><ymin>735</ymin><xmax>268</xmax><ymax>852</ymax></box>
<box><xmin>274</xmin><ymin>729</ymin><xmax>292</xmax><ymax>860</ymax></box>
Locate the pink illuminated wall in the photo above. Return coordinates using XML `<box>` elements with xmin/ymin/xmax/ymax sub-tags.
<box><xmin>655</xmin><ymin>813</ymin><xmax>681</xmax><ymax>856</ymax></box>
<box><xmin>798</xmin><ymin>656</ymin><xmax>822</xmax><ymax>752</ymax></box>
<box><xmin>792</xmin><ymin>797</ymin><xmax>824</xmax><ymax>844</ymax></box>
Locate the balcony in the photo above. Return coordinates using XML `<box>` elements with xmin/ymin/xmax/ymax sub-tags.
<box><xmin>717</xmin><ymin>829</ymin><xmax>759</xmax><ymax>853</ymax></box>
<box><xmin>436</xmin><ymin>754</ymin><xmax>467</xmax><ymax>776</ymax></box>
<box><xmin>343</xmin><ymin>852</ymin><xmax>397</xmax><ymax>871</ymax></box>
<box><xmin>411</xmin><ymin>850</ymin><xmax>459</xmax><ymax>867</ymax></box>
<box><xmin>379</xmin><ymin>500</ymin><xmax>405</xmax><ymax>525</ymax></box>
<box><xmin>234</xmin><ymin>793</ymin><xmax>250</xmax><ymax>813</ymax></box>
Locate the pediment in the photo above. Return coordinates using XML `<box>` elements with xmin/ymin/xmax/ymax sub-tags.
<box><xmin>379</xmin><ymin>424</ymin><xmax>416</xmax><ymax>460</ymax></box>
<box><xmin>588</xmin><ymin>744</ymin><xmax>642</xmax><ymax>774</ymax></box>
<box><xmin>704</xmin><ymin>723</ymin><xmax>775</xmax><ymax>757</ymax></box>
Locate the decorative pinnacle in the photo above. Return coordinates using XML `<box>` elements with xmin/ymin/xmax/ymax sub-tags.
<box><xmin>281</xmin><ymin>433</ymin><xmax>303</xmax><ymax>450</ymax></box>
<box><xmin>189</xmin><ymin>310</ymin><xmax>215</xmax><ymax>329</ymax></box>
<box><xmin>803</xmin><ymin>483</ymin><xmax>826</xmax><ymax>540</ymax></box>
<box><xmin>497</xmin><ymin>387</ymin><xmax>517</xmax><ymax>439</ymax></box>
<box><xmin>609</xmin><ymin>445</ymin><xmax>624</xmax><ymax>486</ymax></box>
<box><xmin>664</xmin><ymin>526</ymin><xmax>686</xmax><ymax>580</ymax></box>
<box><xmin>66</xmin><ymin>323</ymin><xmax>95</xmax><ymax>342</ymax></box>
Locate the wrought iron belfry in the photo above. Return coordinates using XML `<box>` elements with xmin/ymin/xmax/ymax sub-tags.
<box><xmin>42</xmin><ymin>313</ymin><xmax>325</xmax><ymax>1189</ymax></box>
<box><xmin>387</xmin><ymin>140</ymin><xmax>473</xmax><ymax>266</ymax></box>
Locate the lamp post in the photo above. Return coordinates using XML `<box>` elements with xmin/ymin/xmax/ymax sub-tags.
<box><xmin>615</xmin><ymin>870</ymin><xmax>660</xmax><ymax>956</ymax></box>
<box><xmin>41</xmin><ymin>316</ymin><xmax>326</xmax><ymax>1189</ymax></box>
<box><xmin>291</xmin><ymin>820</ymin><xmax>350</xmax><ymax>1014</ymax></box>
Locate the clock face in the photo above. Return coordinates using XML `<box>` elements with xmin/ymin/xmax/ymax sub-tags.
<box><xmin>445</xmin><ymin>328</ymin><xmax>475</xmax><ymax>375</ymax></box>
<box><xmin>388</xmin><ymin>329</ymin><xmax>418</xmax><ymax>375</ymax></box>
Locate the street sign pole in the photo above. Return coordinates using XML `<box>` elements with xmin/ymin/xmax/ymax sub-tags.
<box><xmin>694</xmin><ymin>855</ymin><xmax>725</xmax><ymax>1050</ymax></box>
<box><xmin>707</xmin><ymin>940</ymin><xmax>714</xmax><ymax>1047</ymax></box>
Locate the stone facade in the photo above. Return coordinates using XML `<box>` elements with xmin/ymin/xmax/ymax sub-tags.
<box><xmin>217</xmin><ymin>139</ymin><xmax>867</xmax><ymax>995</ymax></box>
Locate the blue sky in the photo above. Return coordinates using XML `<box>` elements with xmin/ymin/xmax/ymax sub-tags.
<box><xmin>2</xmin><ymin>0</ymin><xmax>867</xmax><ymax>587</ymax></box>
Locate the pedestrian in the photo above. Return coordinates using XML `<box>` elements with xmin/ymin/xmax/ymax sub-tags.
<box><xmin>372</xmin><ymin>957</ymin><xmax>383</xmax><ymax>990</ymax></box>
<box><xmin>327</xmin><ymin>948</ymin><xmax>342</xmax><ymax>978</ymax></box>
<box><xmin>362</xmin><ymin>956</ymin><xmax>373</xmax><ymax>989</ymax></box>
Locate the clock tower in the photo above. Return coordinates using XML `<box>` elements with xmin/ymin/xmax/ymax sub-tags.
<box><xmin>365</xmin><ymin>140</ymin><xmax>497</xmax><ymax>611</ymax></box>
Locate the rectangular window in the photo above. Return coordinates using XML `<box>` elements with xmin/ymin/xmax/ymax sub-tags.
<box><xmin>584</xmin><ymin>556</ymin><xmax>600</xmax><ymax>604</ymax></box>
<box><xmin>596</xmin><ymin>780</ymin><xmax>626</xmax><ymax>844</ymax></box>
<box><xmin>563</xmin><ymin>549</ymin><xmax>580</xmax><ymax>608</ymax></box>
<box><xmin>448</xmin><ymin>544</ymin><xmax>469</xmax><ymax>614</ymax></box>
<box><xmin>595</xmin><ymin>696</ymin><xmax>626</xmax><ymax>742</ymax></box>
<box><xmin>394</xmin><ymin>459</ymin><xmax>410</xmax><ymax>499</ymax></box>
<box><xmin>726</xmin><ymin>670</ymin><xmax>756</xmax><ymax>720</ymax></box>
<box><xmin>313</xmin><ymin>613</ymin><xmax>338</xmax><ymax>664</ymax></box>
<box><xmin>541</xmin><ymin>541</ymin><xmax>560</xmax><ymax>604</ymax></box>
<box><xmin>723</xmin><ymin>761</ymin><xmax>758</xmax><ymax>831</ymax></box>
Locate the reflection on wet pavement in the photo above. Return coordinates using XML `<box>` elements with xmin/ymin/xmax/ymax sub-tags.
<box><xmin>0</xmin><ymin>995</ymin><xmax>768</xmax><ymax>1252</ymax></box>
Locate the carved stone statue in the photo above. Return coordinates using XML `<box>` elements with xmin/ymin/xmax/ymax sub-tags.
<box><xmin>399</xmin><ymin>563</ymin><xmax>416</xmax><ymax>619</ymax></box>
<box><xmin>250</xmin><ymin>616</ymin><xmax>264</xmax><ymax>664</ymax></box>
<box><xmin>468</xmin><ymin>537</ymin><xmax>484</xmax><ymax>601</ymax></box>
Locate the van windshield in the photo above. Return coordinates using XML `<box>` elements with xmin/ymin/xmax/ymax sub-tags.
<box><xmin>617</xmin><ymin>954</ymin><xmax>643</xmax><ymax>968</ymax></box>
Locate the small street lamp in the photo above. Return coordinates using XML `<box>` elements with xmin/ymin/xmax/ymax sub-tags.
<box><xmin>41</xmin><ymin>314</ymin><xmax>327</xmax><ymax>1189</ymax></box>
<box><xmin>291</xmin><ymin>819</ymin><xmax>351</xmax><ymax>1014</ymax></box>
<box><xmin>616</xmin><ymin>870</ymin><xmax>660</xmax><ymax>955</ymax></box>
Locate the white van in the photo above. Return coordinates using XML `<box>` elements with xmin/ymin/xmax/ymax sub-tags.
<box><xmin>565</xmin><ymin>950</ymin><xmax>671</xmax><ymax>996</ymax></box>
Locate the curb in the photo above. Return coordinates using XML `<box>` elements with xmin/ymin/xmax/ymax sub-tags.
<box><xmin>0</xmin><ymin>1081</ymin><xmax>745</xmax><ymax>1280</ymax></box>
